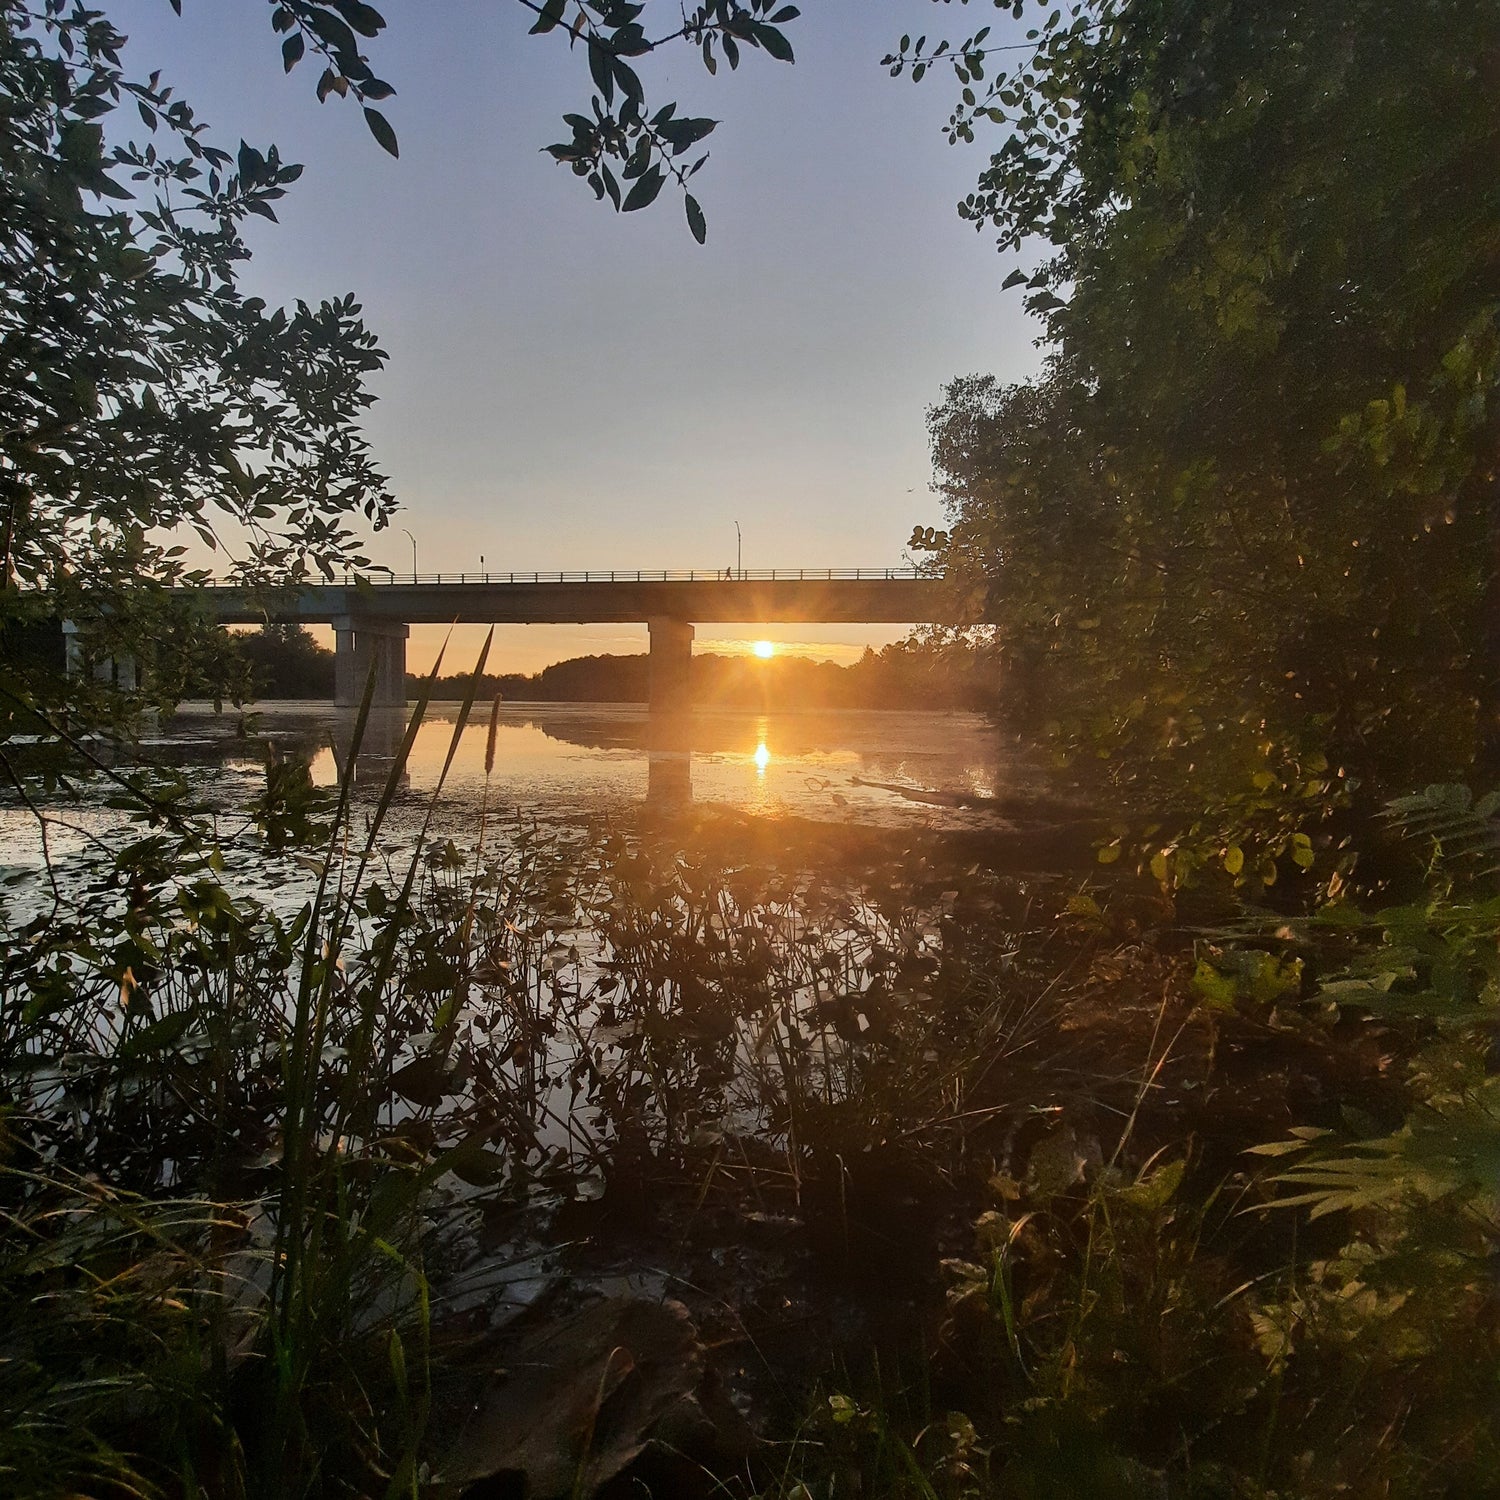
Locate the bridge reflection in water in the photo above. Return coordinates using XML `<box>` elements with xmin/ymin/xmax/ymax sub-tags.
<box><xmin>323</xmin><ymin>706</ymin><xmax>413</xmax><ymax>788</ymax></box>
<box><xmin>312</xmin><ymin>707</ymin><xmax>725</xmax><ymax>799</ymax></box>
<box><xmin>252</xmin><ymin>702</ymin><xmax>1010</xmax><ymax>824</ymax></box>
<box><xmin>644</xmin><ymin>716</ymin><xmax>694</xmax><ymax>809</ymax></box>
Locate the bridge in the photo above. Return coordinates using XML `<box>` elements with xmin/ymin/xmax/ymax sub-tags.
<box><xmin>195</xmin><ymin>567</ymin><xmax>949</xmax><ymax>709</ymax></box>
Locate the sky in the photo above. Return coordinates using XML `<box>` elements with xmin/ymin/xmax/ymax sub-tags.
<box><xmin>111</xmin><ymin>0</ymin><xmax>1044</xmax><ymax>671</ymax></box>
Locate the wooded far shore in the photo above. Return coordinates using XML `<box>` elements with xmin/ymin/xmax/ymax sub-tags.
<box><xmin>233</xmin><ymin>624</ymin><xmax>994</xmax><ymax>710</ymax></box>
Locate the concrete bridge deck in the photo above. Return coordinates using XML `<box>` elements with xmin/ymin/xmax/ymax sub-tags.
<box><xmin>194</xmin><ymin>569</ymin><xmax>950</xmax><ymax>708</ymax></box>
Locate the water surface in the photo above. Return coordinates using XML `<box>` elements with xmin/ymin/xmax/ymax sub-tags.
<box><xmin>1</xmin><ymin>701</ymin><xmax>1031</xmax><ymax>876</ymax></box>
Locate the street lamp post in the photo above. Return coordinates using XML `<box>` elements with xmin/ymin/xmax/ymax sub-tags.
<box><xmin>733</xmin><ymin>519</ymin><xmax>742</xmax><ymax>580</ymax></box>
<box><xmin>401</xmin><ymin>528</ymin><xmax>417</xmax><ymax>582</ymax></box>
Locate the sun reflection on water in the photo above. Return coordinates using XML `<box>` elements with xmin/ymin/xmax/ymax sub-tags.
<box><xmin>31</xmin><ymin>703</ymin><xmax>1015</xmax><ymax>845</ymax></box>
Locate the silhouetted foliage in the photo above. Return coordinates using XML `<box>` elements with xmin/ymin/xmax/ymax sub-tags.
<box><xmin>912</xmin><ymin>0</ymin><xmax>1500</xmax><ymax>885</ymax></box>
<box><xmin>237</xmin><ymin>0</ymin><xmax>803</xmax><ymax>241</ymax></box>
<box><xmin>0</xmin><ymin>0</ymin><xmax>391</xmax><ymax>741</ymax></box>
<box><xmin>237</xmin><ymin>624</ymin><xmax>336</xmax><ymax>698</ymax></box>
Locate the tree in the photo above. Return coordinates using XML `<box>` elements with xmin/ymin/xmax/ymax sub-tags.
<box><xmin>907</xmin><ymin>0</ymin><xmax>1500</xmax><ymax>883</ymax></box>
<box><xmin>0</xmin><ymin>0</ymin><xmax>808</xmax><ymax>744</ymax></box>
<box><xmin>0</xmin><ymin>0</ymin><xmax>398</xmax><ymax>733</ymax></box>
<box><xmin>235</xmin><ymin>623</ymin><xmax>335</xmax><ymax>697</ymax></box>
<box><xmin>0</xmin><ymin>0</ymin><xmax>811</xmax><ymax>748</ymax></box>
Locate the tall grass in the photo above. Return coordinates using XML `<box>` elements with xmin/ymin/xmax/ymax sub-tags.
<box><xmin>0</xmin><ymin>643</ymin><xmax>501</xmax><ymax>1494</ymax></box>
<box><xmin>2</xmin><ymin>642</ymin><xmax>1055</xmax><ymax>1493</ymax></box>
<box><xmin>4</xmin><ymin>669</ymin><xmax>1497</xmax><ymax>1499</ymax></box>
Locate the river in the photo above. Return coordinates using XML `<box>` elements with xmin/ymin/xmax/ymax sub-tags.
<box><xmin>0</xmin><ymin>701</ymin><xmax>1036</xmax><ymax>879</ymax></box>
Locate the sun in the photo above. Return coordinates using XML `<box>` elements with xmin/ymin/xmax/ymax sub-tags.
<box><xmin>752</xmin><ymin>640</ymin><xmax>775</xmax><ymax>659</ymax></box>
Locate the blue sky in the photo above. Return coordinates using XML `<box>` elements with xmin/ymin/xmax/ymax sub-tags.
<box><xmin>111</xmin><ymin>0</ymin><xmax>1043</xmax><ymax>669</ymax></box>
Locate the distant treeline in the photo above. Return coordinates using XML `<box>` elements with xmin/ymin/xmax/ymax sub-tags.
<box><xmin>234</xmin><ymin>625</ymin><xmax>336</xmax><ymax>698</ymax></box>
<box><xmin>232</xmin><ymin>626</ymin><xmax>995</xmax><ymax>709</ymax></box>
<box><xmin>418</xmin><ymin>638</ymin><xmax>996</xmax><ymax>710</ymax></box>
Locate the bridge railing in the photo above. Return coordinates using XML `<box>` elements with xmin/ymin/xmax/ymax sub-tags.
<box><xmin>198</xmin><ymin>566</ymin><xmax>939</xmax><ymax>588</ymax></box>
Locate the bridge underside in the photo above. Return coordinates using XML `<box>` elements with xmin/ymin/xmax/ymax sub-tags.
<box><xmin>201</xmin><ymin>576</ymin><xmax>952</xmax><ymax>710</ymax></box>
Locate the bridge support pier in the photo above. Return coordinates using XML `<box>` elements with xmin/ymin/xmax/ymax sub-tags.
<box><xmin>61</xmin><ymin>620</ymin><xmax>136</xmax><ymax>691</ymax></box>
<box><xmin>333</xmin><ymin>617</ymin><xmax>408</xmax><ymax>708</ymax></box>
<box><xmin>647</xmin><ymin>617</ymin><xmax>694</xmax><ymax>711</ymax></box>
<box><xmin>62</xmin><ymin>620</ymin><xmax>83</xmax><ymax>679</ymax></box>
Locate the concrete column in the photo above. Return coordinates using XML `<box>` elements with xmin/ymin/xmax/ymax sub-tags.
<box><xmin>60</xmin><ymin>621</ymin><xmax>136</xmax><ymax>691</ymax></box>
<box><xmin>333</xmin><ymin>617</ymin><xmax>408</xmax><ymax>708</ymax></box>
<box><xmin>334</xmin><ymin>626</ymin><xmax>358</xmax><ymax>706</ymax></box>
<box><xmin>647</xmin><ymin>617</ymin><xmax>694</xmax><ymax>711</ymax></box>
<box><xmin>61</xmin><ymin>620</ymin><xmax>83</xmax><ymax>679</ymax></box>
<box><xmin>374</xmin><ymin>628</ymin><xmax>407</xmax><ymax>706</ymax></box>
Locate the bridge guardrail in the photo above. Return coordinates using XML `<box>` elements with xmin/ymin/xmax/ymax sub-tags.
<box><xmin>196</xmin><ymin>566</ymin><xmax>940</xmax><ymax>588</ymax></box>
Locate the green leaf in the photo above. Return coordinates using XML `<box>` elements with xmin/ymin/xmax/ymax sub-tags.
<box><xmin>754</xmin><ymin>23</ymin><xmax>795</xmax><ymax>63</ymax></box>
<box><xmin>363</xmin><ymin>107</ymin><xmax>398</xmax><ymax>157</ymax></box>
<box><xmin>1192</xmin><ymin>960</ymin><xmax>1238</xmax><ymax>1011</ymax></box>
<box><xmin>439</xmin><ymin>1139</ymin><xmax>508</xmax><ymax>1187</ymax></box>
<box><xmin>685</xmin><ymin>192</ymin><xmax>706</xmax><ymax>244</ymax></box>
<box><xmin>528</xmin><ymin>0</ymin><xmax>566</xmax><ymax>31</ymax></box>
<box><xmin>613</xmin><ymin>58</ymin><xmax>644</xmax><ymax>104</ymax></box>
<box><xmin>303</xmin><ymin>6</ymin><xmax>360</xmax><ymax>61</ymax></box>
<box><xmin>282</xmin><ymin>32</ymin><xmax>305</xmax><ymax>71</ymax></box>
<box><xmin>1113</xmin><ymin>1158</ymin><xmax>1185</xmax><ymax>1210</ymax></box>
<box><xmin>621</xmin><ymin>166</ymin><xmax>664</xmax><ymax>212</ymax></box>
<box><xmin>588</xmin><ymin>40</ymin><xmax>614</xmax><ymax>103</ymax></box>
<box><xmin>118</xmin><ymin>1011</ymin><xmax>194</xmax><ymax>1060</ymax></box>
<box><xmin>337</xmin><ymin>0</ymin><xmax>386</xmax><ymax>38</ymax></box>
<box><xmin>237</xmin><ymin>139</ymin><xmax>264</xmax><ymax>185</ymax></box>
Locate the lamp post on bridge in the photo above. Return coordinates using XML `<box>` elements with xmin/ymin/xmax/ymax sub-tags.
<box><xmin>401</xmin><ymin>528</ymin><xmax>417</xmax><ymax>582</ymax></box>
<box><xmin>733</xmin><ymin>519</ymin><xmax>742</xmax><ymax>581</ymax></box>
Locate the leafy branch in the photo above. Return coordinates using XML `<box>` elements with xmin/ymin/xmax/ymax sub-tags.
<box><xmin>247</xmin><ymin>0</ymin><xmax>801</xmax><ymax>237</ymax></box>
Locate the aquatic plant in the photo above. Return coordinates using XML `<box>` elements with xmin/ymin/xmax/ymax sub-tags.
<box><xmin>4</xmin><ymin>667</ymin><xmax>1498</xmax><ymax>1498</ymax></box>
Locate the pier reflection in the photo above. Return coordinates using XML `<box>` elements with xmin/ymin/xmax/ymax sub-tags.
<box><xmin>294</xmin><ymin>707</ymin><xmax>415</xmax><ymax>789</ymax></box>
<box><xmin>643</xmin><ymin>713</ymin><xmax>694</xmax><ymax>808</ymax></box>
<box><xmin>332</xmin><ymin>707</ymin><xmax>412</xmax><ymax>786</ymax></box>
<box><xmin>0</xmin><ymin>704</ymin><xmax>1017</xmax><ymax>884</ymax></box>
<box><xmin>138</xmin><ymin>700</ymin><xmax>1015</xmax><ymax>829</ymax></box>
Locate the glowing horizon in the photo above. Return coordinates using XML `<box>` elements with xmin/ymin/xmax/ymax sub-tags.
<box><xmin>300</xmin><ymin>623</ymin><xmax>901</xmax><ymax>675</ymax></box>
